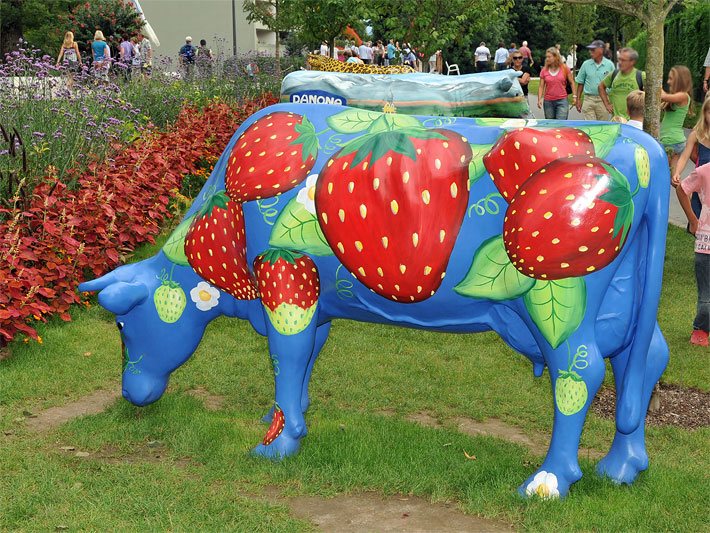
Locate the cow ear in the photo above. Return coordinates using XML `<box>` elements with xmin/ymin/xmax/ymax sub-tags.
<box><xmin>79</xmin><ymin>271</ymin><xmax>118</xmax><ymax>292</ymax></box>
<box><xmin>98</xmin><ymin>282</ymin><xmax>149</xmax><ymax>315</ymax></box>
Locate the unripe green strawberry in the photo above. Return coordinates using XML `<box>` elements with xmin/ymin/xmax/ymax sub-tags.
<box><xmin>154</xmin><ymin>280</ymin><xmax>187</xmax><ymax>323</ymax></box>
<box><xmin>555</xmin><ymin>371</ymin><xmax>588</xmax><ymax>415</ymax></box>
<box><xmin>634</xmin><ymin>145</ymin><xmax>650</xmax><ymax>189</ymax></box>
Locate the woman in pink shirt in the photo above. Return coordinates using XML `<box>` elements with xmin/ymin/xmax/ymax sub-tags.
<box><xmin>538</xmin><ymin>47</ymin><xmax>576</xmax><ymax>120</ymax></box>
<box><xmin>675</xmin><ymin>161</ymin><xmax>710</xmax><ymax>346</ymax></box>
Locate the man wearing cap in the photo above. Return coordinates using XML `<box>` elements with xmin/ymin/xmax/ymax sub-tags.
<box><xmin>575</xmin><ymin>40</ymin><xmax>615</xmax><ymax>120</ymax></box>
<box><xmin>179</xmin><ymin>36</ymin><xmax>197</xmax><ymax>79</ymax></box>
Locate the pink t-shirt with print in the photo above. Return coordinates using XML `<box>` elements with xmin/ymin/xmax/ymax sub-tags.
<box><xmin>680</xmin><ymin>162</ymin><xmax>710</xmax><ymax>254</ymax></box>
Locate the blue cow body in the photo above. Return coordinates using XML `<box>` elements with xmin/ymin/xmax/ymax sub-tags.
<box><xmin>80</xmin><ymin>104</ymin><xmax>670</xmax><ymax>499</ymax></box>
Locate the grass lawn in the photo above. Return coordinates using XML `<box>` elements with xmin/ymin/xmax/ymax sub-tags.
<box><xmin>1</xmin><ymin>224</ymin><xmax>707</xmax><ymax>531</ymax></box>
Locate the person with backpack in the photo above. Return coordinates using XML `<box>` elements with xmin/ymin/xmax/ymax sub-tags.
<box><xmin>56</xmin><ymin>31</ymin><xmax>82</xmax><ymax>90</ymax></box>
<box><xmin>179</xmin><ymin>36</ymin><xmax>197</xmax><ymax>80</ymax></box>
<box><xmin>598</xmin><ymin>47</ymin><xmax>645</xmax><ymax>120</ymax></box>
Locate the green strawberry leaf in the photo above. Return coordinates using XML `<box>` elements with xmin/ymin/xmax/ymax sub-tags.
<box><xmin>327</xmin><ymin>109</ymin><xmax>383</xmax><ymax>133</ymax></box>
<box><xmin>454</xmin><ymin>236</ymin><xmax>535</xmax><ymax>301</ymax></box>
<box><xmin>339</xmin><ymin>129</ymin><xmax>446</xmax><ymax>167</ymax></box>
<box><xmin>291</xmin><ymin>115</ymin><xmax>319</xmax><ymax>162</ymax></box>
<box><xmin>474</xmin><ymin>118</ymin><xmax>508</xmax><ymax>126</ymax></box>
<box><xmin>385</xmin><ymin>114</ymin><xmax>424</xmax><ymax>130</ymax></box>
<box><xmin>469</xmin><ymin>143</ymin><xmax>495</xmax><ymax>185</ymax></box>
<box><xmin>598</xmin><ymin>163</ymin><xmax>634</xmax><ymax>243</ymax></box>
<box><xmin>576</xmin><ymin>124</ymin><xmax>620</xmax><ymax>158</ymax></box>
<box><xmin>162</xmin><ymin>214</ymin><xmax>195</xmax><ymax>266</ymax></box>
<box><xmin>524</xmin><ymin>277</ymin><xmax>586</xmax><ymax>349</ymax></box>
<box><xmin>196</xmin><ymin>190</ymin><xmax>229</xmax><ymax>219</ymax></box>
<box><xmin>269</xmin><ymin>197</ymin><xmax>334</xmax><ymax>256</ymax></box>
<box><xmin>260</xmin><ymin>247</ymin><xmax>302</xmax><ymax>265</ymax></box>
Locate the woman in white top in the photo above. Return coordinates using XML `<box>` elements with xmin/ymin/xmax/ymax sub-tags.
<box><xmin>56</xmin><ymin>31</ymin><xmax>82</xmax><ymax>89</ymax></box>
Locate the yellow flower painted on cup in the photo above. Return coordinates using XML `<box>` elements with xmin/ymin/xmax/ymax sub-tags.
<box><xmin>190</xmin><ymin>281</ymin><xmax>220</xmax><ymax>311</ymax></box>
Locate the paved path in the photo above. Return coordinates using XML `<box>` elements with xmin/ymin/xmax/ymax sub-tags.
<box><xmin>527</xmin><ymin>94</ymin><xmax>691</xmax><ymax>228</ymax></box>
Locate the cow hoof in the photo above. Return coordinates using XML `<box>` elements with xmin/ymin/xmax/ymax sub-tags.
<box><xmin>518</xmin><ymin>466</ymin><xmax>581</xmax><ymax>500</ymax></box>
<box><xmin>597</xmin><ymin>449</ymin><xmax>648</xmax><ymax>484</ymax></box>
<box><xmin>251</xmin><ymin>435</ymin><xmax>302</xmax><ymax>459</ymax></box>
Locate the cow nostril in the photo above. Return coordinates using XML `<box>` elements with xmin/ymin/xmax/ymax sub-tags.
<box><xmin>116</xmin><ymin>321</ymin><xmax>124</xmax><ymax>331</ymax></box>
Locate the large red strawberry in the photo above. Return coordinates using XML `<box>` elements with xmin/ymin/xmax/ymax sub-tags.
<box><xmin>185</xmin><ymin>191</ymin><xmax>258</xmax><ymax>300</ymax></box>
<box><xmin>315</xmin><ymin>128</ymin><xmax>472</xmax><ymax>302</ymax></box>
<box><xmin>225</xmin><ymin>111</ymin><xmax>319</xmax><ymax>202</ymax></box>
<box><xmin>483</xmin><ymin>128</ymin><xmax>594</xmax><ymax>201</ymax></box>
<box><xmin>254</xmin><ymin>249</ymin><xmax>320</xmax><ymax>335</ymax></box>
<box><xmin>504</xmin><ymin>156</ymin><xmax>633</xmax><ymax>280</ymax></box>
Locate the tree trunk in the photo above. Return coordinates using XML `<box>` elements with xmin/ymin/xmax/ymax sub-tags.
<box><xmin>644</xmin><ymin>10</ymin><xmax>665</xmax><ymax>138</ymax></box>
<box><xmin>275</xmin><ymin>33</ymin><xmax>281</xmax><ymax>79</ymax></box>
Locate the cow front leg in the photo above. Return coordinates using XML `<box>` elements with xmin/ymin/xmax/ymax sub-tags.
<box><xmin>252</xmin><ymin>249</ymin><xmax>320</xmax><ymax>459</ymax></box>
<box><xmin>520</xmin><ymin>335</ymin><xmax>605</xmax><ymax>499</ymax></box>
<box><xmin>261</xmin><ymin>321</ymin><xmax>331</xmax><ymax>423</ymax></box>
<box><xmin>598</xmin><ymin>323</ymin><xmax>668</xmax><ymax>484</ymax></box>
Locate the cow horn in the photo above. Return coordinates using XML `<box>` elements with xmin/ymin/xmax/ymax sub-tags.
<box><xmin>78</xmin><ymin>272</ymin><xmax>119</xmax><ymax>292</ymax></box>
<box><xmin>98</xmin><ymin>282</ymin><xmax>149</xmax><ymax>315</ymax></box>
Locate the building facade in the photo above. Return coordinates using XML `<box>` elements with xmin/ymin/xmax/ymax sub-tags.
<box><xmin>139</xmin><ymin>0</ymin><xmax>276</xmax><ymax>59</ymax></box>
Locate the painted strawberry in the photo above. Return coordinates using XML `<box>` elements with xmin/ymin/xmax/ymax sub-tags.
<box><xmin>263</xmin><ymin>404</ymin><xmax>285</xmax><ymax>445</ymax></box>
<box><xmin>315</xmin><ymin>128</ymin><xmax>472</xmax><ymax>302</ymax></box>
<box><xmin>153</xmin><ymin>278</ymin><xmax>187</xmax><ymax>323</ymax></box>
<box><xmin>254</xmin><ymin>249</ymin><xmax>320</xmax><ymax>335</ymax></box>
<box><xmin>185</xmin><ymin>191</ymin><xmax>258</xmax><ymax>300</ymax></box>
<box><xmin>225</xmin><ymin>112</ymin><xmax>319</xmax><ymax>202</ymax></box>
<box><xmin>555</xmin><ymin>371</ymin><xmax>588</xmax><ymax>415</ymax></box>
<box><xmin>503</xmin><ymin>156</ymin><xmax>634</xmax><ymax>280</ymax></box>
<box><xmin>483</xmin><ymin>128</ymin><xmax>594</xmax><ymax>201</ymax></box>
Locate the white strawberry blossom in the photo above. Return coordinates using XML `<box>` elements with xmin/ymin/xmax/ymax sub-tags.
<box><xmin>525</xmin><ymin>471</ymin><xmax>560</xmax><ymax>500</ymax></box>
<box><xmin>190</xmin><ymin>281</ymin><xmax>220</xmax><ymax>311</ymax></box>
<box><xmin>296</xmin><ymin>174</ymin><xmax>319</xmax><ymax>215</ymax></box>
<box><xmin>499</xmin><ymin>118</ymin><xmax>538</xmax><ymax>129</ymax></box>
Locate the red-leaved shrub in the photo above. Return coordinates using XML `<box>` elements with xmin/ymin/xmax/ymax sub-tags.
<box><xmin>0</xmin><ymin>94</ymin><xmax>278</xmax><ymax>342</ymax></box>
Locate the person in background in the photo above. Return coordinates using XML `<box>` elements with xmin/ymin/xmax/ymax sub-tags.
<box><xmin>428</xmin><ymin>50</ymin><xmax>443</xmax><ymax>74</ymax></box>
<box><xmin>673</xmin><ymin>160</ymin><xmax>710</xmax><ymax>347</ymax></box>
<box><xmin>320</xmin><ymin>41</ymin><xmax>328</xmax><ymax>56</ymax></box>
<box><xmin>197</xmin><ymin>39</ymin><xmax>214</xmax><ymax>77</ymax></box>
<box><xmin>91</xmin><ymin>30</ymin><xmax>111</xmax><ymax>81</ymax></box>
<box><xmin>574</xmin><ymin>39</ymin><xmax>615</xmax><ymax>120</ymax></box>
<box><xmin>518</xmin><ymin>40</ymin><xmax>533</xmax><ymax>68</ymax></box>
<box><xmin>604</xmin><ymin>42</ymin><xmax>613</xmax><ymax>60</ymax></box>
<box><xmin>510</xmin><ymin>51</ymin><xmax>531</xmax><ymax>108</ymax></box>
<box><xmin>358</xmin><ymin>41</ymin><xmax>372</xmax><ymax>64</ymax></box>
<box><xmin>119</xmin><ymin>35</ymin><xmax>134</xmax><ymax>80</ymax></box>
<box><xmin>509</xmin><ymin>42</ymin><xmax>517</xmax><ymax>55</ymax></box>
<box><xmin>402</xmin><ymin>47</ymin><xmax>416</xmax><ymax>69</ymax></box>
<box><xmin>374</xmin><ymin>40</ymin><xmax>386</xmax><ymax>66</ymax></box>
<box><xmin>673</xmin><ymin>96</ymin><xmax>710</xmax><ymax>221</ymax></box>
<box><xmin>626</xmin><ymin>90</ymin><xmax>645</xmax><ymax>129</ymax></box>
<box><xmin>56</xmin><ymin>31</ymin><xmax>81</xmax><ymax>90</ymax></box>
<box><xmin>386</xmin><ymin>39</ymin><xmax>396</xmax><ymax>66</ymax></box>
<box><xmin>137</xmin><ymin>33</ymin><xmax>152</xmax><ymax>77</ymax></box>
<box><xmin>494</xmin><ymin>42</ymin><xmax>509</xmax><ymax>70</ymax></box>
<box><xmin>130</xmin><ymin>36</ymin><xmax>142</xmax><ymax>78</ymax></box>
<box><xmin>474</xmin><ymin>41</ymin><xmax>490</xmax><ymax>72</ymax></box>
<box><xmin>344</xmin><ymin>48</ymin><xmax>363</xmax><ymax>65</ymax></box>
<box><xmin>598</xmin><ymin>47</ymin><xmax>645</xmax><ymax>120</ymax></box>
<box><xmin>179</xmin><ymin>36</ymin><xmax>197</xmax><ymax>79</ymax></box>
<box><xmin>565</xmin><ymin>44</ymin><xmax>577</xmax><ymax>72</ymax></box>
<box><xmin>660</xmin><ymin>65</ymin><xmax>694</xmax><ymax>174</ymax></box>
<box><xmin>538</xmin><ymin>46</ymin><xmax>576</xmax><ymax>120</ymax></box>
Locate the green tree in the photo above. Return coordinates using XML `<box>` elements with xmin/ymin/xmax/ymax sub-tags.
<box><xmin>243</xmin><ymin>0</ymin><xmax>299</xmax><ymax>77</ymax></box>
<box><xmin>551</xmin><ymin>0</ymin><xmax>691</xmax><ymax>138</ymax></box>
<box><xmin>294</xmin><ymin>0</ymin><xmax>367</xmax><ymax>57</ymax></box>
<box><xmin>0</xmin><ymin>0</ymin><xmax>81</xmax><ymax>57</ymax></box>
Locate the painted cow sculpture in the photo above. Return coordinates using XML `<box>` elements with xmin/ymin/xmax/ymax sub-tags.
<box><xmin>80</xmin><ymin>105</ymin><xmax>670</xmax><ymax>499</ymax></box>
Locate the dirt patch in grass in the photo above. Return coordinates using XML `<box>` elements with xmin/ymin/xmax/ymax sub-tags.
<box><xmin>261</xmin><ymin>486</ymin><xmax>512</xmax><ymax>532</ymax></box>
<box><xmin>23</xmin><ymin>389</ymin><xmax>120</xmax><ymax>433</ymax></box>
<box><xmin>93</xmin><ymin>441</ymin><xmax>194</xmax><ymax>468</ymax></box>
<box><xmin>592</xmin><ymin>383</ymin><xmax>710</xmax><ymax>430</ymax></box>
<box><xmin>405</xmin><ymin>412</ymin><xmax>603</xmax><ymax>459</ymax></box>
<box><xmin>186</xmin><ymin>387</ymin><xmax>226</xmax><ymax>411</ymax></box>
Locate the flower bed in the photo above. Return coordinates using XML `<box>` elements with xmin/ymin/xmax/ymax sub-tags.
<box><xmin>0</xmin><ymin>94</ymin><xmax>278</xmax><ymax>343</ymax></box>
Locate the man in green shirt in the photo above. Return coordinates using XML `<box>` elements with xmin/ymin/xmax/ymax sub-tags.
<box><xmin>575</xmin><ymin>40</ymin><xmax>615</xmax><ymax>120</ymax></box>
<box><xmin>598</xmin><ymin>47</ymin><xmax>646</xmax><ymax>120</ymax></box>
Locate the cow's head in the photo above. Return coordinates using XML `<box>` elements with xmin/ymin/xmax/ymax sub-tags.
<box><xmin>79</xmin><ymin>253</ymin><xmax>241</xmax><ymax>406</ymax></box>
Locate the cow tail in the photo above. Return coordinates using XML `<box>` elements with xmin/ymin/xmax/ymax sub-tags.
<box><xmin>616</xmin><ymin>170</ymin><xmax>668</xmax><ymax>435</ymax></box>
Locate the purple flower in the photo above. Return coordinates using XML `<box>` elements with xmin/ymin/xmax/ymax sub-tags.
<box><xmin>32</xmin><ymin>132</ymin><xmax>45</xmax><ymax>138</ymax></box>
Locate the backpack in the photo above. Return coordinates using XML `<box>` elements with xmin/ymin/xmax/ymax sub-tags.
<box><xmin>610</xmin><ymin>68</ymin><xmax>644</xmax><ymax>91</ymax></box>
<box><xmin>181</xmin><ymin>44</ymin><xmax>195</xmax><ymax>63</ymax></box>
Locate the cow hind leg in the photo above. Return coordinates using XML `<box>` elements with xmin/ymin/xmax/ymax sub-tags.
<box><xmin>597</xmin><ymin>322</ymin><xmax>668</xmax><ymax>484</ymax></box>
<box><xmin>519</xmin><ymin>332</ymin><xmax>605</xmax><ymax>499</ymax></box>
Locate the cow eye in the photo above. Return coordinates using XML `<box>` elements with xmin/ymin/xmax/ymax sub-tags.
<box><xmin>117</xmin><ymin>321</ymin><xmax>124</xmax><ymax>331</ymax></box>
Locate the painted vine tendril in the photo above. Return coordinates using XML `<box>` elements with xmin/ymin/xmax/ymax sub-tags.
<box><xmin>257</xmin><ymin>197</ymin><xmax>279</xmax><ymax>225</ymax></box>
<box><xmin>468</xmin><ymin>192</ymin><xmax>504</xmax><ymax>217</ymax></box>
<box><xmin>335</xmin><ymin>264</ymin><xmax>354</xmax><ymax>300</ymax></box>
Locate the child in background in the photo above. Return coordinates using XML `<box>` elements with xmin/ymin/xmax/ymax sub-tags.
<box><xmin>661</xmin><ymin>65</ymin><xmax>694</xmax><ymax>174</ymax></box>
<box><xmin>626</xmin><ymin>90</ymin><xmax>645</xmax><ymax>129</ymax></box>
<box><xmin>673</xmin><ymin>96</ymin><xmax>710</xmax><ymax>220</ymax></box>
<box><xmin>674</xmin><ymin>161</ymin><xmax>710</xmax><ymax>347</ymax></box>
